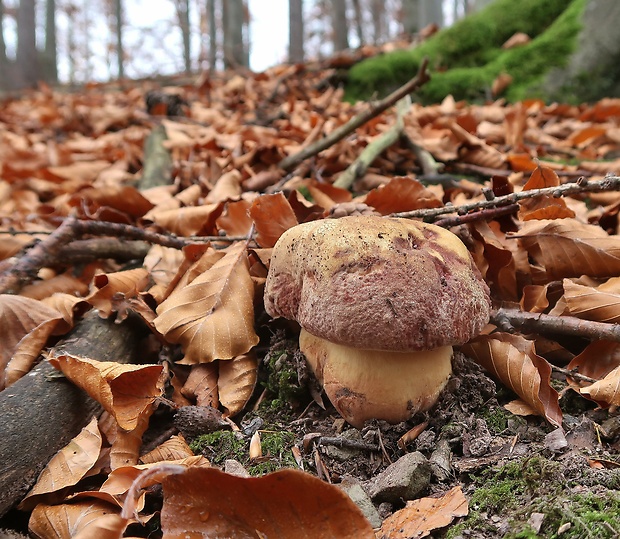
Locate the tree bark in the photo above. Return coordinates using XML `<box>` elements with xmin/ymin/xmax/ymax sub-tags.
<box><xmin>43</xmin><ymin>0</ymin><xmax>58</xmax><ymax>83</ymax></box>
<box><xmin>16</xmin><ymin>0</ymin><xmax>38</xmax><ymax>88</ymax></box>
<box><xmin>0</xmin><ymin>311</ymin><xmax>149</xmax><ymax>517</ymax></box>
<box><xmin>288</xmin><ymin>0</ymin><xmax>304</xmax><ymax>63</ymax></box>
<box><xmin>371</xmin><ymin>0</ymin><xmax>385</xmax><ymax>44</ymax></box>
<box><xmin>223</xmin><ymin>0</ymin><xmax>246</xmax><ymax>67</ymax></box>
<box><xmin>0</xmin><ymin>0</ymin><xmax>10</xmax><ymax>89</ymax></box>
<box><xmin>331</xmin><ymin>0</ymin><xmax>349</xmax><ymax>52</ymax></box>
<box><xmin>207</xmin><ymin>0</ymin><xmax>217</xmax><ymax>70</ymax></box>
<box><xmin>176</xmin><ymin>0</ymin><xmax>191</xmax><ymax>73</ymax></box>
<box><xmin>419</xmin><ymin>0</ymin><xmax>444</xmax><ymax>28</ymax></box>
<box><xmin>350</xmin><ymin>0</ymin><xmax>365</xmax><ymax>45</ymax></box>
<box><xmin>402</xmin><ymin>0</ymin><xmax>421</xmax><ymax>35</ymax></box>
<box><xmin>115</xmin><ymin>0</ymin><xmax>124</xmax><ymax>78</ymax></box>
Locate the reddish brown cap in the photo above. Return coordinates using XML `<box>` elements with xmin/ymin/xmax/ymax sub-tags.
<box><xmin>264</xmin><ymin>216</ymin><xmax>491</xmax><ymax>351</ymax></box>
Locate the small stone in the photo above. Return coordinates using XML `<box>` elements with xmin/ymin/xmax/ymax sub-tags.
<box><xmin>528</xmin><ymin>512</ymin><xmax>545</xmax><ymax>533</ymax></box>
<box><xmin>544</xmin><ymin>428</ymin><xmax>568</xmax><ymax>452</ymax></box>
<box><xmin>224</xmin><ymin>459</ymin><xmax>250</xmax><ymax>477</ymax></box>
<box><xmin>339</xmin><ymin>476</ymin><xmax>382</xmax><ymax>529</ymax></box>
<box><xmin>369</xmin><ymin>451</ymin><xmax>431</xmax><ymax>504</ymax></box>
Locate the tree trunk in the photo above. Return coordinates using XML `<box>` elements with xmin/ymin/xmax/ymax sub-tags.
<box><xmin>371</xmin><ymin>0</ymin><xmax>385</xmax><ymax>44</ymax></box>
<box><xmin>176</xmin><ymin>0</ymin><xmax>191</xmax><ymax>73</ymax></box>
<box><xmin>16</xmin><ymin>0</ymin><xmax>38</xmax><ymax>88</ymax></box>
<box><xmin>115</xmin><ymin>0</ymin><xmax>124</xmax><ymax>78</ymax></box>
<box><xmin>43</xmin><ymin>0</ymin><xmax>58</xmax><ymax>84</ymax></box>
<box><xmin>288</xmin><ymin>0</ymin><xmax>304</xmax><ymax>63</ymax></box>
<box><xmin>350</xmin><ymin>0</ymin><xmax>365</xmax><ymax>45</ymax></box>
<box><xmin>223</xmin><ymin>0</ymin><xmax>246</xmax><ymax>68</ymax></box>
<box><xmin>419</xmin><ymin>0</ymin><xmax>444</xmax><ymax>28</ymax></box>
<box><xmin>0</xmin><ymin>0</ymin><xmax>9</xmax><ymax>89</ymax></box>
<box><xmin>207</xmin><ymin>0</ymin><xmax>217</xmax><ymax>70</ymax></box>
<box><xmin>331</xmin><ymin>0</ymin><xmax>349</xmax><ymax>52</ymax></box>
<box><xmin>402</xmin><ymin>0</ymin><xmax>421</xmax><ymax>35</ymax></box>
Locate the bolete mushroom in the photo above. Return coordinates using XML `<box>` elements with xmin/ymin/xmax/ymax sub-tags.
<box><xmin>264</xmin><ymin>216</ymin><xmax>491</xmax><ymax>428</ymax></box>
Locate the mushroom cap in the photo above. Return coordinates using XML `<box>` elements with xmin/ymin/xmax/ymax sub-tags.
<box><xmin>264</xmin><ymin>216</ymin><xmax>491</xmax><ymax>352</ymax></box>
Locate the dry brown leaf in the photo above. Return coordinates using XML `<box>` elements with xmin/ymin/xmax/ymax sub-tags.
<box><xmin>20</xmin><ymin>417</ymin><xmax>103</xmax><ymax>510</ymax></box>
<box><xmin>378</xmin><ymin>486</ymin><xmax>468</xmax><ymax>539</ymax></box>
<box><xmin>86</xmin><ymin>268</ymin><xmax>151</xmax><ymax>318</ymax></box>
<box><xmin>567</xmin><ymin>340</ymin><xmax>620</xmax><ymax>407</ymax></box>
<box><xmin>218</xmin><ymin>352</ymin><xmax>258</xmax><ymax>417</ymax></box>
<box><xmin>154</xmin><ymin>241</ymin><xmax>260</xmax><ymax>363</ymax></box>
<box><xmin>205</xmin><ymin>170</ymin><xmax>243</xmax><ymax>203</ymax></box>
<box><xmin>181</xmin><ymin>362</ymin><xmax>219</xmax><ymax>407</ymax></box>
<box><xmin>143</xmin><ymin>245</ymin><xmax>185</xmax><ymax>290</ymax></box>
<box><xmin>29</xmin><ymin>500</ymin><xmax>125</xmax><ymax>539</ymax></box>
<box><xmin>561</xmin><ymin>278</ymin><xmax>620</xmax><ymax>322</ymax></box>
<box><xmin>216</xmin><ymin>198</ymin><xmax>254</xmax><ymax>236</ymax></box>
<box><xmin>48</xmin><ymin>354</ymin><xmax>166</xmax><ymax>431</ymax></box>
<box><xmin>122</xmin><ymin>465</ymin><xmax>374</xmax><ymax>538</ymax></box>
<box><xmin>140</xmin><ymin>435</ymin><xmax>194</xmax><ymax>464</ymax></box>
<box><xmin>462</xmin><ymin>333</ymin><xmax>563</xmax><ymax>427</ymax></box>
<box><xmin>364</xmin><ymin>176</ymin><xmax>442</xmax><ymax>214</ymax></box>
<box><xmin>0</xmin><ymin>294</ymin><xmax>63</xmax><ymax>389</ymax></box>
<box><xmin>148</xmin><ymin>203</ymin><xmax>221</xmax><ymax>236</ymax></box>
<box><xmin>512</xmin><ymin>219</ymin><xmax>620</xmax><ymax>280</ymax></box>
<box><xmin>518</xmin><ymin>165</ymin><xmax>575</xmax><ymax>221</ymax></box>
<box><xmin>249</xmin><ymin>192</ymin><xmax>299</xmax><ymax>248</ymax></box>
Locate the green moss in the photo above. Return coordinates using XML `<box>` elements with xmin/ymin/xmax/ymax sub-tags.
<box><xmin>262</xmin><ymin>346</ymin><xmax>308</xmax><ymax>409</ymax></box>
<box><xmin>345</xmin><ymin>0</ymin><xmax>586</xmax><ymax>104</ymax></box>
<box><xmin>480</xmin><ymin>406</ymin><xmax>510</xmax><ymax>435</ymax></box>
<box><xmin>448</xmin><ymin>456</ymin><xmax>620</xmax><ymax>538</ymax></box>
<box><xmin>189</xmin><ymin>429</ymin><xmax>298</xmax><ymax>476</ymax></box>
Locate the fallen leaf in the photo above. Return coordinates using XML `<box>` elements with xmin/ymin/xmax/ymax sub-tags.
<box><xmin>462</xmin><ymin>333</ymin><xmax>563</xmax><ymax>427</ymax></box>
<box><xmin>154</xmin><ymin>241</ymin><xmax>260</xmax><ymax>363</ymax></box>
<box><xmin>378</xmin><ymin>486</ymin><xmax>468</xmax><ymax>539</ymax></box>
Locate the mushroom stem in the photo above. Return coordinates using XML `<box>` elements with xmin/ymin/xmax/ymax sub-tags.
<box><xmin>299</xmin><ymin>329</ymin><xmax>453</xmax><ymax>428</ymax></box>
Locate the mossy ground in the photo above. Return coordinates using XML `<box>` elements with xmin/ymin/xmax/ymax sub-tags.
<box><xmin>446</xmin><ymin>456</ymin><xmax>620</xmax><ymax>538</ymax></box>
<box><xmin>345</xmin><ymin>0</ymin><xmax>587</xmax><ymax>104</ymax></box>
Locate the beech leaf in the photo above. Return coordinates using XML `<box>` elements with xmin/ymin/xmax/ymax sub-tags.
<box><xmin>462</xmin><ymin>333</ymin><xmax>563</xmax><ymax>427</ymax></box>
<box><xmin>154</xmin><ymin>241</ymin><xmax>259</xmax><ymax>363</ymax></box>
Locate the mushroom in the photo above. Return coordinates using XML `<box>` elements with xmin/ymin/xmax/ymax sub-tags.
<box><xmin>264</xmin><ymin>216</ymin><xmax>491</xmax><ymax>428</ymax></box>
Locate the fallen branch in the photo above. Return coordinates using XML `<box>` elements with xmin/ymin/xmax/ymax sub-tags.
<box><xmin>333</xmin><ymin>96</ymin><xmax>410</xmax><ymax>189</ymax></box>
<box><xmin>0</xmin><ymin>219</ymin><xmax>250</xmax><ymax>295</ymax></box>
<box><xmin>278</xmin><ymin>58</ymin><xmax>430</xmax><ymax>172</ymax></box>
<box><xmin>434</xmin><ymin>204</ymin><xmax>519</xmax><ymax>228</ymax></box>
<box><xmin>490</xmin><ymin>307</ymin><xmax>620</xmax><ymax>343</ymax></box>
<box><xmin>392</xmin><ymin>175</ymin><xmax>620</xmax><ymax>221</ymax></box>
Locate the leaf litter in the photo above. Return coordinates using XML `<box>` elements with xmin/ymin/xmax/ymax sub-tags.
<box><xmin>1</xmin><ymin>58</ymin><xmax>620</xmax><ymax>538</ymax></box>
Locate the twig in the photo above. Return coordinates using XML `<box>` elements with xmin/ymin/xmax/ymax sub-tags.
<box><xmin>277</xmin><ymin>58</ymin><xmax>431</xmax><ymax>171</ymax></box>
<box><xmin>550</xmin><ymin>365</ymin><xmax>597</xmax><ymax>385</ymax></box>
<box><xmin>333</xmin><ymin>96</ymin><xmax>410</xmax><ymax>189</ymax></box>
<box><xmin>434</xmin><ymin>204</ymin><xmax>519</xmax><ymax>227</ymax></box>
<box><xmin>392</xmin><ymin>175</ymin><xmax>620</xmax><ymax>221</ymax></box>
<box><xmin>490</xmin><ymin>307</ymin><xmax>620</xmax><ymax>343</ymax></box>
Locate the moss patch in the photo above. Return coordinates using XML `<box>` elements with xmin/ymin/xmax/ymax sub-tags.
<box><xmin>448</xmin><ymin>456</ymin><xmax>620</xmax><ymax>538</ymax></box>
<box><xmin>345</xmin><ymin>0</ymin><xmax>586</xmax><ymax>104</ymax></box>
<box><xmin>189</xmin><ymin>428</ymin><xmax>298</xmax><ymax>476</ymax></box>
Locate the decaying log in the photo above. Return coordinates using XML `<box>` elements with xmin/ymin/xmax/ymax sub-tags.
<box><xmin>0</xmin><ymin>310</ymin><xmax>147</xmax><ymax>517</ymax></box>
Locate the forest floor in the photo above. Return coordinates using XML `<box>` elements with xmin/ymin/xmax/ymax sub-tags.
<box><xmin>1</xmin><ymin>47</ymin><xmax>620</xmax><ymax>538</ymax></box>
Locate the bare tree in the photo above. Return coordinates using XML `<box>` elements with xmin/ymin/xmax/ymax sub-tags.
<box><xmin>223</xmin><ymin>0</ymin><xmax>247</xmax><ymax>67</ymax></box>
<box><xmin>43</xmin><ymin>0</ymin><xmax>58</xmax><ymax>83</ymax></box>
<box><xmin>331</xmin><ymin>0</ymin><xmax>348</xmax><ymax>52</ymax></box>
<box><xmin>419</xmin><ymin>0</ymin><xmax>444</xmax><ymax>28</ymax></box>
<box><xmin>350</xmin><ymin>0</ymin><xmax>365</xmax><ymax>45</ymax></box>
<box><xmin>174</xmin><ymin>0</ymin><xmax>191</xmax><ymax>73</ymax></box>
<box><xmin>207</xmin><ymin>0</ymin><xmax>217</xmax><ymax>70</ymax></box>
<box><xmin>371</xmin><ymin>0</ymin><xmax>385</xmax><ymax>44</ymax></box>
<box><xmin>401</xmin><ymin>0</ymin><xmax>420</xmax><ymax>35</ymax></box>
<box><xmin>289</xmin><ymin>0</ymin><xmax>304</xmax><ymax>63</ymax></box>
<box><xmin>16</xmin><ymin>0</ymin><xmax>38</xmax><ymax>87</ymax></box>
<box><xmin>0</xmin><ymin>0</ymin><xmax>9</xmax><ymax>88</ymax></box>
<box><xmin>114</xmin><ymin>0</ymin><xmax>124</xmax><ymax>78</ymax></box>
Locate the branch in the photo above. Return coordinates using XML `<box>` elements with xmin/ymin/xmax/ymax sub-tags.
<box><xmin>433</xmin><ymin>204</ymin><xmax>519</xmax><ymax>228</ymax></box>
<box><xmin>490</xmin><ymin>307</ymin><xmax>620</xmax><ymax>343</ymax></box>
<box><xmin>277</xmin><ymin>58</ymin><xmax>431</xmax><ymax>171</ymax></box>
<box><xmin>392</xmin><ymin>175</ymin><xmax>620</xmax><ymax>221</ymax></box>
<box><xmin>333</xmin><ymin>96</ymin><xmax>410</xmax><ymax>190</ymax></box>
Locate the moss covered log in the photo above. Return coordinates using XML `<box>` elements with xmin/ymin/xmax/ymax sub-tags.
<box><xmin>345</xmin><ymin>0</ymin><xmax>587</xmax><ymax>104</ymax></box>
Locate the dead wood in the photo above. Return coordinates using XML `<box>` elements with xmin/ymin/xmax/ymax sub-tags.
<box><xmin>0</xmin><ymin>310</ymin><xmax>148</xmax><ymax>516</ymax></box>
